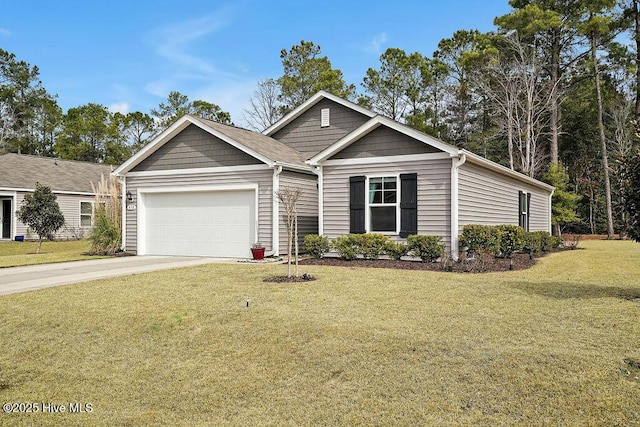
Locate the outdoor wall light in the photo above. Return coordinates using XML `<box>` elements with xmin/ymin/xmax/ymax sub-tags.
<box><xmin>126</xmin><ymin>191</ymin><xmax>133</xmax><ymax>201</ymax></box>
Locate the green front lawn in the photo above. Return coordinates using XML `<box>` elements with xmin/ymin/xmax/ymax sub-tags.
<box><xmin>0</xmin><ymin>240</ymin><xmax>102</xmax><ymax>268</ymax></box>
<box><xmin>0</xmin><ymin>240</ymin><xmax>638</xmax><ymax>425</ymax></box>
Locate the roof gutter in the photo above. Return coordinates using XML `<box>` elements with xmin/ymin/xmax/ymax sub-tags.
<box><xmin>114</xmin><ymin>176</ymin><xmax>127</xmax><ymax>251</ymax></box>
<box><xmin>310</xmin><ymin>165</ymin><xmax>323</xmax><ymax>236</ymax></box>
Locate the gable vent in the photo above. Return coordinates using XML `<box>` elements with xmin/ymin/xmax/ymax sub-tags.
<box><xmin>321</xmin><ymin>108</ymin><xmax>330</xmax><ymax>127</ymax></box>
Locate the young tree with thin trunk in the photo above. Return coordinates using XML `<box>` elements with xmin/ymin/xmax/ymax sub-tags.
<box><xmin>276</xmin><ymin>187</ymin><xmax>301</xmax><ymax>278</ymax></box>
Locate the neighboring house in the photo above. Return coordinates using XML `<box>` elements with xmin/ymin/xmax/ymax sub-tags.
<box><xmin>0</xmin><ymin>153</ymin><xmax>113</xmax><ymax>241</ymax></box>
<box><xmin>113</xmin><ymin>91</ymin><xmax>554</xmax><ymax>259</ymax></box>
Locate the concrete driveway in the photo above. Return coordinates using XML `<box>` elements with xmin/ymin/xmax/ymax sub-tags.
<box><xmin>0</xmin><ymin>256</ymin><xmax>227</xmax><ymax>296</ymax></box>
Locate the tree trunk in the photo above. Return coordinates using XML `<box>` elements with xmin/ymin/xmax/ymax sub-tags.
<box><xmin>36</xmin><ymin>236</ymin><xmax>42</xmax><ymax>254</ymax></box>
<box><xmin>591</xmin><ymin>36</ymin><xmax>615</xmax><ymax>239</ymax></box>
<box><xmin>549</xmin><ymin>33</ymin><xmax>561</xmax><ymax>166</ymax></box>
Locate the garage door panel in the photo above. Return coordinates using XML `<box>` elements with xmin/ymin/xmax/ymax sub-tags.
<box><xmin>143</xmin><ymin>190</ymin><xmax>255</xmax><ymax>257</ymax></box>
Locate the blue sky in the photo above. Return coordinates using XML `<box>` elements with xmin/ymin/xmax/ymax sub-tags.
<box><xmin>1</xmin><ymin>0</ymin><xmax>511</xmax><ymax>127</ymax></box>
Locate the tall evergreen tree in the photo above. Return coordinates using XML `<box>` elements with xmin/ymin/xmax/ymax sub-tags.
<box><xmin>277</xmin><ymin>40</ymin><xmax>355</xmax><ymax>114</ymax></box>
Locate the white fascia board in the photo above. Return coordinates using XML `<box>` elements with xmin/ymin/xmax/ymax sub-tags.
<box><xmin>321</xmin><ymin>152</ymin><xmax>452</xmax><ymax>167</ymax></box>
<box><xmin>125</xmin><ymin>164</ymin><xmax>272</xmax><ymax>178</ymax></box>
<box><xmin>263</xmin><ymin>90</ymin><xmax>375</xmax><ymax>136</ymax></box>
<box><xmin>461</xmin><ymin>149</ymin><xmax>555</xmax><ymax>192</ymax></box>
<box><xmin>113</xmin><ymin>115</ymin><xmax>194</xmax><ymax>176</ymax></box>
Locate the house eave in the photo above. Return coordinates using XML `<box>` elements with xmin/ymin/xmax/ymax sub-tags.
<box><xmin>460</xmin><ymin>150</ymin><xmax>555</xmax><ymax>192</ymax></box>
<box><xmin>113</xmin><ymin>115</ymin><xmax>276</xmax><ymax>177</ymax></box>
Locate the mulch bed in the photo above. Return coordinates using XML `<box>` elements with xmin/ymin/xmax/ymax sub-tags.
<box><xmin>298</xmin><ymin>252</ymin><xmax>537</xmax><ymax>273</ymax></box>
<box><xmin>263</xmin><ymin>273</ymin><xmax>317</xmax><ymax>283</ymax></box>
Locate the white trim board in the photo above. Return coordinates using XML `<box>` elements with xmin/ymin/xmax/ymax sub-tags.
<box><xmin>321</xmin><ymin>152</ymin><xmax>452</xmax><ymax>167</ymax></box>
<box><xmin>124</xmin><ymin>164</ymin><xmax>272</xmax><ymax>178</ymax></box>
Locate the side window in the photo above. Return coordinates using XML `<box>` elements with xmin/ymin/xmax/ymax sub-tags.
<box><xmin>518</xmin><ymin>191</ymin><xmax>530</xmax><ymax>231</ymax></box>
<box><xmin>80</xmin><ymin>201</ymin><xmax>93</xmax><ymax>227</ymax></box>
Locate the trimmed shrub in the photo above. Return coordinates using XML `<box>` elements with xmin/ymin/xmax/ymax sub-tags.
<box><xmin>357</xmin><ymin>233</ymin><xmax>390</xmax><ymax>260</ymax></box>
<box><xmin>523</xmin><ymin>231</ymin><xmax>543</xmax><ymax>256</ymax></box>
<box><xmin>407</xmin><ymin>234</ymin><xmax>445</xmax><ymax>262</ymax></box>
<box><xmin>460</xmin><ymin>225</ymin><xmax>499</xmax><ymax>255</ymax></box>
<box><xmin>303</xmin><ymin>234</ymin><xmax>330</xmax><ymax>258</ymax></box>
<box><xmin>531</xmin><ymin>231</ymin><xmax>554</xmax><ymax>253</ymax></box>
<box><xmin>494</xmin><ymin>225</ymin><xmax>525</xmax><ymax>257</ymax></box>
<box><xmin>332</xmin><ymin>235</ymin><xmax>359</xmax><ymax>260</ymax></box>
<box><xmin>384</xmin><ymin>241</ymin><xmax>409</xmax><ymax>260</ymax></box>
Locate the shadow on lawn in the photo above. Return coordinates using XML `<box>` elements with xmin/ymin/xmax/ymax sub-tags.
<box><xmin>511</xmin><ymin>282</ymin><xmax>640</xmax><ymax>301</ymax></box>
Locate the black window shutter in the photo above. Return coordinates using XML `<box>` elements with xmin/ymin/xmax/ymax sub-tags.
<box><xmin>526</xmin><ymin>193</ymin><xmax>531</xmax><ymax>231</ymax></box>
<box><xmin>349</xmin><ymin>176</ymin><xmax>366</xmax><ymax>234</ymax></box>
<box><xmin>399</xmin><ymin>173</ymin><xmax>418</xmax><ymax>238</ymax></box>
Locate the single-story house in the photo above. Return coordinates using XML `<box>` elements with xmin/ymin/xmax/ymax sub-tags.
<box><xmin>0</xmin><ymin>153</ymin><xmax>113</xmax><ymax>241</ymax></box>
<box><xmin>113</xmin><ymin>91</ymin><xmax>554</xmax><ymax>259</ymax></box>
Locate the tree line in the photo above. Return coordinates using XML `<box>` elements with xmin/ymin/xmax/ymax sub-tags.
<box><xmin>1</xmin><ymin>0</ymin><xmax>639</xmax><ymax>238</ymax></box>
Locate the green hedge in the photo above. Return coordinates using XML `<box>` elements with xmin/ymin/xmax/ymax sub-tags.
<box><xmin>461</xmin><ymin>225</ymin><xmax>557</xmax><ymax>258</ymax></box>
<box><xmin>407</xmin><ymin>235</ymin><xmax>445</xmax><ymax>262</ymax></box>
<box><xmin>303</xmin><ymin>234</ymin><xmax>330</xmax><ymax>258</ymax></box>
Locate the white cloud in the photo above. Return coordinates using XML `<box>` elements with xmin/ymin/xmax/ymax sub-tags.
<box><xmin>143</xmin><ymin>5</ymin><xmax>259</xmax><ymax>128</ymax></box>
<box><xmin>148</xmin><ymin>7</ymin><xmax>236</xmax><ymax>81</ymax></box>
<box><xmin>365</xmin><ymin>32</ymin><xmax>388</xmax><ymax>55</ymax></box>
<box><xmin>108</xmin><ymin>102</ymin><xmax>130</xmax><ymax>114</ymax></box>
<box><xmin>0</xmin><ymin>28</ymin><xmax>11</xmax><ymax>37</ymax></box>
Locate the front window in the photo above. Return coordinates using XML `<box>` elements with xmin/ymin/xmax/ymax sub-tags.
<box><xmin>80</xmin><ymin>201</ymin><xmax>93</xmax><ymax>227</ymax></box>
<box><xmin>368</xmin><ymin>176</ymin><xmax>398</xmax><ymax>232</ymax></box>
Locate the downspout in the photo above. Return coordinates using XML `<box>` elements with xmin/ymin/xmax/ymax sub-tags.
<box><xmin>311</xmin><ymin>165</ymin><xmax>324</xmax><ymax>235</ymax></box>
<box><xmin>450</xmin><ymin>153</ymin><xmax>466</xmax><ymax>261</ymax></box>
<box><xmin>268</xmin><ymin>165</ymin><xmax>283</xmax><ymax>257</ymax></box>
<box><xmin>116</xmin><ymin>176</ymin><xmax>127</xmax><ymax>251</ymax></box>
<box><xmin>549</xmin><ymin>188</ymin><xmax>555</xmax><ymax>234</ymax></box>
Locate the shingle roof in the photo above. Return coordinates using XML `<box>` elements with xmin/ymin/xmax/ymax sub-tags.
<box><xmin>192</xmin><ymin>117</ymin><xmax>308</xmax><ymax>167</ymax></box>
<box><xmin>0</xmin><ymin>153</ymin><xmax>114</xmax><ymax>193</ymax></box>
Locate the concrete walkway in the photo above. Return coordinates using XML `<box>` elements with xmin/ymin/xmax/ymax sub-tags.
<box><xmin>0</xmin><ymin>256</ymin><xmax>228</xmax><ymax>296</ymax></box>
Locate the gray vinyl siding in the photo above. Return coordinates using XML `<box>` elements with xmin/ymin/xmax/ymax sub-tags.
<box><xmin>277</xmin><ymin>170</ymin><xmax>319</xmax><ymax>254</ymax></box>
<box><xmin>323</xmin><ymin>158</ymin><xmax>452</xmax><ymax>248</ymax></box>
<box><xmin>124</xmin><ymin>169</ymin><xmax>273</xmax><ymax>254</ymax></box>
<box><xmin>13</xmin><ymin>192</ymin><xmax>96</xmax><ymax>240</ymax></box>
<box><xmin>458</xmin><ymin>162</ymin><xmax>552</xmax><ymax>234</ymax></box>
<box><xmin>271</xmin><ymin>99</ymin><xmax>370</xmax><ymax>157</ymax></box>
<box><xmin>133</xmin><ymin>124</ymin><xmax>261</xmax><ymax>172</ymax></box>
<box><xmin>329</xmin><ymin>126</ymin><xmax>440</xmax><ymax>159</ymax></box>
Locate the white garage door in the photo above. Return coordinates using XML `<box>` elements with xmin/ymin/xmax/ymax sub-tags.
<box><xmin>142</xmin><ymin>190</ymin><xmax>255</xmax><ymax>257</ymax></box>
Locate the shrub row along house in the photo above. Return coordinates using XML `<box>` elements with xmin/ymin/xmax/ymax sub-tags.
<box><xmin>113</xmin><ymin>91</ymin><xmax>554</xmax><ymax>260</ymax></box>
<box><xmin>0</xmin><ymin>153</ymin><xmax>113</xmax><ymax>241</ymax></box>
